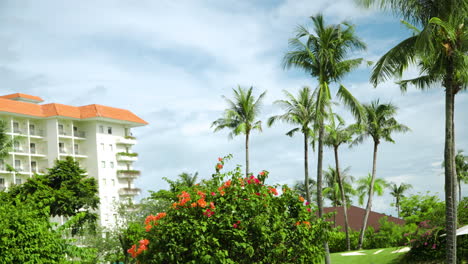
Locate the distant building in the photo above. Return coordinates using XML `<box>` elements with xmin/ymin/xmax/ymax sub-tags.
<box><xmin>0</xmin><ymin>93</ymin><xmax>148</xmax><ymax>227</ymax></box>
<box><xmin>324</xmin><ymin>205</ymin><xmax>405</xmax><ymax>231</ymax></box>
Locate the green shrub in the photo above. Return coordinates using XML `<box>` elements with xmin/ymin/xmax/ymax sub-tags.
<box><xmin>327</xmin><ymin>228</ymin><xmax>360</xmax><ymax>252</ymax></box>
<box><xmin>129</xmin><ymin>156</ymin><xmax>329</xmax><ymax>263</ymax></box>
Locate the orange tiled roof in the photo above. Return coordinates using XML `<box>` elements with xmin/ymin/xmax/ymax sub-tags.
<box><xmin>0</xmin><ymin>93</ymin><xmax>44</xmax><ymax>102</ymax></box>
<box><xmin>0</xmin><ymin>95</ymin><xmax>147</xmax><ymax>125</ymax></box>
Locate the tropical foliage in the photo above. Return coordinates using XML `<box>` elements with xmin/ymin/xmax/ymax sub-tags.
<box><xmin>389</xmin><ymin>182</ymin><xmax>412</xmax><ymax>218</ymax></box>
<box><xmin>128</xmin><ymin>157</ymin><xmax>329</xmax><ymax>263</ymax></box>
<box><xmin>212</xmin><ymin>86</ymin><xmax>266</xmax><ymax>177</ymax></box>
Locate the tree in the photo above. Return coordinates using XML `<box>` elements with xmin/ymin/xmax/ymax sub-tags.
<box><xmin>324</xmin><ymin>115</ymin><xmax>358</xmax><ymax>250</ymax></box>
<box><xmin>7</xmin><ymin>156</ymin><xmax>99</xmax><ymax>234</ymax></box>
<box><xmin>353</xmin><ymin>100</ymin><xmax>409</xmax><ymax>249</ymax></box>
<box><xmin>389</xmin><ymin>182</ymin><xmax>412</xmax><ymax>218</ymax></box>
<box><xmin>268</xmin><ymin>87</ymin><xmax>316</xmax><ymax>203</ymax></box>
<box><xmin>454</xmin><ymin>150</ymin><xmax>468</xmax><ymax>202</ymax></box>
<box><xmin>399</xmin><ymin>192</ymin><xmax>446</xmax><ymax>227</ymax></box>
<box><xmin>357</xmin><ymin>0</ymin><xmax>468</xmax><ymax>261</ymax></box>
<box><xmin>163</xmin><ymin>172</ymin><xmax>199</xmax><ymax>193</ymax></box>
<box><xmin>0</xmin><ymin>120</ymin><xmax>12</xmax><ymax>159</ymax></box>
<box><xmin>356</xmin><ymin>174</ymin><xmax>389</xmax><ymax>207</ymax></box>
<box><xmin>323</xmin><ymin>167</ymin><xmax>356</xmax><ymax>207</ymax></box>
<box><xmin>212</xmin><ymin>86</ymin><xmax>266</xmax><ymax>177</ymax></box>
<box><xmin>293</xmin><ymin>179</ymin><xmax>317</xmax><ymax>202</ymax></box>
<box><xmin>283</xmin><ymin>14</ymin><xmax>366</xmax><ymax>261</ymax></box>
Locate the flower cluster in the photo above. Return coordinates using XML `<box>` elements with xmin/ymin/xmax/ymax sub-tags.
<box><xmin>217</xmin><ymin>179</ymin><xmax>231</xmax><ymax>195</ymax></box>
<box><xmin>203</xmin><ymin>208</ymin><xmax>215</xmax><ymax>217</ymax></box>
<box><xmin>144</xmin><ymin>212</ymin><xmax>167</xmax><ymax>232</ymax></box>
<box><xmin>128</xmin><ymin>239</ymin><xmax>150</xmax><ymax>258</ymax></box>
<box><xmin>232</xmin><ymin>220</ymin><xmax>241</xmax><ymax>228</ymax></box>
<box><xmin>295</xmin><ymin>221</ymin><xmax>311</xmax><ymax>227</ymax></box>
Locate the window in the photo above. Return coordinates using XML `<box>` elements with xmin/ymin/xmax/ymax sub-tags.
<box><xmin>99</xmin><ymin>125</ymin><xmax>104</xmax><ymax>133</ymax></box>
<box><xmin>107</xmin><ymin>127</ymin><xmax>112</xmax><ymax>134</ymax></box>
<box><xmin>30</xmin><ymin>143</ymin><xmax>36</xmax><ymax>154</ymax></box>
<box><xmin>15</xmin><ymin>160</ymin><xmax>21</xmax><ymax>171</ymax></box>
<box><xmin>59</xmin><ymin>142</ymin><xmax>65</xmax><ymax>153</ymax></box>
<box><xmin>29</xmin><ymin>124</ymin><xmax>35</xmax><ymax>135</ymax></box>
<box><xmin>109</xmin><ymin>144</ymin><xmax>113</xmax><ymax>152</ymax></box>
<box><xmin>111</xmin><ymin>179</ymin><xmax>115</xmax><ymax>186</ymax></box>
<box><xmin>14</xmin><ymin>141</ymin><xmax>20</xmax><ymax>152</ymax></box>
<box><xmin>100</xmin><ymin>143</ymin><xmax>105</xmax><ymax>151</ymax></box>
<box><xmin>74</xmin><ymin>144</ymin><xmax>79</xmax><ymax>155</ymax></box>
<box><xmin>58</xmin><ymin>124</ymin><xmax>64</xmax><ymax>135</ymax></box>
<box><xmin>110</xmin><ymin>162</ymin><xmax>114</xmax><ymax>168</ymax></box>
<box><xmin>13</xmin><ymin>122</ymin><xmax>20</xmax><ymax>133</ymax></box>
<box><xmin>15</xmin><ymin>178</ymin><xmax>22</xmax><ymax>185</ymax></box>
<box><xmin>31</xmin><ymin>161</ymin><xmax>37</xmax><ymax>172</ymax></box>
<box><xmin>101</xmin><ymin>161</ymin><xmax>106</xmax><ymax>168</ymax></box>
<box><xmin>0</xmin><ymin>178</ymin><xmax>4</xmax><ymax>185</ymax></box>
<box><xmin>0</xmin><ymin>159</ymin><xmax>4</xmax><ymax>171</ymax></box>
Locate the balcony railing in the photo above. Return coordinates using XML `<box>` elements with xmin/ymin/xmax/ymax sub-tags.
<box><xmin>116</xmin><ymin>152</ymin><xmax>138</xmax><ymax>162</ymax></box>
<box><xmin>30</xmin><ymin>130</ymin><xmax>45</xmax><ymax>137</ymax></box>
<box><xmin>117</xmin><ymin>170</ymin><xmax>141</xmax><ymax>179</ymax></box>
<box><xmin>116</xmin><ymin>137</ymin><xmax>137</xmax><ymax>145</ymax></box>
<box><xmin>119</xmin><ymin>187</ymin><xmax>141</xmax><ymax>196</ymax></box>
<box><xmin>73</xmin><ymin>131</ymin><xmax>86</xmax><ymax>138</ymax></box>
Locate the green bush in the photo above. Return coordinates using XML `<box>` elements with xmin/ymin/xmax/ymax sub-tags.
<box><xmin>129</xmin><ymin>156</ymin><xmax>329</xmax><ymax>263</ymax></box>
<box><xmin>327</xmin><ymin>228</ymin><xmax>359</xmax><ymax>252</ymax></box>
<box><xmin>363</xmin><ymin>217</ymin><xmax>418</xmax><ymax>249</ymax></box>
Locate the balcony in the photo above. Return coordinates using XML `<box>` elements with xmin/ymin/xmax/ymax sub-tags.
<box><xmin>117</xmin><ymin>170</ymin><xmax>141</xmax><ymax>180</ymax></box>
<box><xmin>119</xmin><ymin>187</ymin><xmax>141</xmax><ymax>196</ymax></box>
<box><xmin>73</xmin><ymin>131</ymin><xmax>86</xmax><ymax>139</ymax></box>
<box><xmin>116</xmin><ymin>136</ymin><xmax>137</xmax><ymax>145</ymax></box>
<box><xmin>116</xmin><ymin>152</ymin><xmax>138</xmax><ymax>162</ymax></box>
<box><xmin>30</xmin><ymin>129</ymin><xmax>45</xmax><ymax>137</ymax></box>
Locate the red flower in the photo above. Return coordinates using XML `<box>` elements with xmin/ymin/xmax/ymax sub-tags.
<box><xmin>259</xmin><ymin>171</ymin><xmax>265</xmax><ymax>176</ymax></box>
<box><xmin>210</xmin><ymin>201</ymin><xmax>216</xmax><ymax>210</ymax></box>
<box><xmin>203</xmin><ymin>209</ymin><xmax>215</xmax><ymax>217</ymax></box>
<box><xmin>218</xmin><ymin>157</ymin><xmax>223</xmax><ymax>162</ymax></box>
<box><xmin>233</xmin><ymin>223</ymin><xmax>238</xmax><ymax>228</ymax></box>
<box><xmin>211</xmin><ymin>192</ymin><xmax>216</xmax><ymax>196</ymax></box>
<box><xmin>307</xmin><ymin>208</ymin><xmax>311</xmax><ymax>212</ymax></box>
<box><xmin>217</xmin><ymin>163</ymin><xmax>223</xmax><ymax>170</ymax></box>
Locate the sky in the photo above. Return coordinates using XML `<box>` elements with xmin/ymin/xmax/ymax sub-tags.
<box><xmin>0</xmin><ymin>0</ymin><xmax>466</xmax><ymax>216</ymax></box>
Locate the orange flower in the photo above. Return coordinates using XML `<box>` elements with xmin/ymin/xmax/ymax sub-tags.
<box><xmin>197</xmin><ymin>190</ymin><xmax>206</xmax><ymax>198</ymax></box>
<box><xmin>217</xmin><ymin>163</ymin><xmax>223</xmax><ymax>170</ymax></box>
<box><xmin>127</xmin><ymin>244</ymin><xmax>138</xmax><ymax>258</ymax></box>
<box><xmin>219</xmin><ymin>190</ymin><xmax>226</xmax><ymax>196</ymax></box>
<box><xmin>145</xmin><ymin>224</ymin><xmax>152</xmax><ymax>232</ymax></box>
<box><xmin>210</xmin><ymin>201</ymin><xmax>216</xmax><ymax>210</ymax></box>
<box><xmin>295</xmin><ymin>221</ymin><xmax>300</xmax><ymax>226</ymax></box>
<box><xmin>172</xmin><ymin>202</ymin><xmax>178</xmax><ymax>208</ymax></box>
<box><xmin>191</xmin><ymin>202</ymin><xmax>197</xmax><ymax>208</ymax></box>
<box><xmin>224</xmin><ymin>179</ymin><xmax>232</xmax><ymax>187</ymax></box>
<box><xmin>299</xmin><ymin>196</ymin><xmax>305</xmax><ymax>203</ymax></box>
<box><xmin>218</xmin><ymin>157</ymin><xmax>223</xmax><ymax>162</ymax></box>
<box><xmin>197</xmin><ymin>198</ymin><xmax>207</xmax><ymax>208</ymax></box>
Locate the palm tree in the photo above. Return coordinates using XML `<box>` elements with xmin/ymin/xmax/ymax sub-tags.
<box><xmin>0</xmin><ymin>121</ymin><xmax>12</xmax><ymax>158</ymax></box>
<box><xmin>356</xmin><ymin>174</ymin><xmax>388</xmax><ymax>207</ymax></box>
<box><xmin>212</xmin><ymin>86</ymin><xmax>266</xmax><ymax>177</ymax></box>
<box><xmin>268</xmin><ymin>87</ymin><xmax>316</xmax><ymax>203</ymax></box>
<box><xmin>324</xmin><ymin>115</ymin><xmax>358</xmax><ymax>250</ymax></box>
<box><xmin>293</xmin><ymin>179</ymin><xmax>317</xmax><ymax>202</ymax></box>
<box><xmin>353</xmin><ymin>100</ymin><xmax>409</xmax><ymax>249</ymax></box>
<box><xmin>323</xmin><ymin>167</ymin><xmax>356</xmax><ymax>207</ymax></box>
<box><xmin>357</xmin><ymin>0</ymin><xmax>467</xmax><ymax>261</ymax></box>
<box><xmin>389</xmin><ymin>183</ymin><xmax>412</xmax><ymax>218</ymax></box>
<box><xmin>163</xmin><ymin>172</ymin><xmax>199</xmax><ymax>193</ymax></box>
<box><xmin>454</xmin><ymin>150</ymin><xmax>468</xmax><ymax>202</ymax></box>
<box><xmin>283</xmin><ymin>15</ymin><xmax>366</xmax><ymax>262</ymax></box>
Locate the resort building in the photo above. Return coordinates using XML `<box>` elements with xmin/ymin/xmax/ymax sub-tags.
<box><xmin>0</xmin><ymin>93</ymin><xmax>148</xmax><ymax>226</ymax></box>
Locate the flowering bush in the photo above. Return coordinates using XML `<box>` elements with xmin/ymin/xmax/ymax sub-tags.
<box><xmin>403</xmin><ymin>220</ymin><xmax>446</xmax><ymax>262</ymax></box>
<box><xmin>129</xmin><ymin>156</ymin><xmax>329</xmax><ymax>263</ymax></box>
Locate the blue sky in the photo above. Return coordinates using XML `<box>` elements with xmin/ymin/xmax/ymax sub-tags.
<box><xmin>0</xmin><ymin>0</ymin><xmax>466</xmax><ymax>216</ymax></box>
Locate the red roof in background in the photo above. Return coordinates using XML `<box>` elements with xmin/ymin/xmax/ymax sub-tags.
<box><xmin>0</xmin><ymin>93</ymin><xmax>44</xmax><ymax>102</ymax></box>
<box><xmin>0</xmin><ymin>94</ymin><xmax>148</xmax><ymax>125</ymax></box>
<box><xmin>324</xmin><ymin>206</ymin><xmax>405</xmax><ymax>232</ymax></box>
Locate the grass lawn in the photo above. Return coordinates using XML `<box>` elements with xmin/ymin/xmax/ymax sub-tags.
<box><xmin>328</xmin><ymin>247</ymin><xmax>408</xmax><ymax>264</ymax></box>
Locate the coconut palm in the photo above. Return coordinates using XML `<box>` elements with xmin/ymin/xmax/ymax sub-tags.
<box><xmin>283</xmin><ymin>15</ymin><xmax>366</xmax><ymax>262</ymax></box>
<box><xmin>212</xmin><ymin>86</ymin><xmax>266</xmax><ymax>177</ymax></box>
<box><xmin>163</xmin><ymin>172</ymin><xmax>199</xmax><ymax>193</ymax></box>
<box><xmin>268</xmin><ymin>87</ymin><xmax>316</xmax><ymax>203</ymax></box>
<box><xmin>357</xmin><ymin>0</ymin><xmax>467</xmax><ymax>261</ymax></box>
<box><xmin>454</xmin><ymin>150</ymin><xmax>468</xmax><ymax>202</ymax></box>
<box><xmin>0</xmin><ymin>121</ymin><xmax>12</xmax><ymax>157</ymax></box>
<box><xmin>353</xmin><ymin>100</ymin><xmax>409</xmax><ymax>249</ymax></box>
<box><xmin>293</xmin><ymin>179</ymin><xmax>317</xmax><ymax>202</ymax></box>
<box><xmin>356</xmin><ymin>174</ymin><xmax>388</xmax><ymax>206</ymax></box>
<box><xmin>324</xmin><ymin>115</ymin><xmax>359</xmax><ymax>250</ymax></box>
<box><xmin>323</xmin><ymin>167</ymin><xmax>356</xmax><ymax>207</ymax></box>
<box><xmin>389</xmin><ymin>183</ymin><xmax>412</xmax><ymax>218</ymax></box>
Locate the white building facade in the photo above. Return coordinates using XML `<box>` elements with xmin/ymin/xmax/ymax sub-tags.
<box><xmin>0</xmin><ymin>93</ymin><xmax>147</xmax><ymax>226</ymax></box>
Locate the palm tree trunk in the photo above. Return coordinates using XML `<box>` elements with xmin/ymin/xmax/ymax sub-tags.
<box><xmin>459</xmin><ymin>179</ymin><xmax>462</xmax><ymax>203</ymax></box>
<box><xmin>317</xmin><ymin>124</ymin><xmax>331</xmax><ymax>264</ymax></box>
<box><xmin>396</xmin><ymin>197</ymin><xmax>400</xmax><ymax>219</ymax></box>
<box><xmin>304</xmin><ymin>132</ymin><xmax>311</xmax><ymax>203</ymax></box>
<box><xmin>358</xmin><ymin>141</ymin><xmax>378</xmax><ymax>249</ymax></box>
<box><xmin>334</xmin><ymin>145</ymin><xmax>350</xmax><ymax>251</ymax></box>
<box><xmin>245</xmin><ymin>131</ymin><xmax>250</xmax><ymax>177</ymax></box>
<box><xmin>444</xmin><ymin>66</ymin><xmax>457</xmax><ymax>264</ymax></box>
